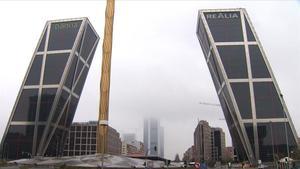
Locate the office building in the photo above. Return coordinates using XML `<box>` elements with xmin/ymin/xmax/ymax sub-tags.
<box><xmin>143</xmin><ymin>118</ymin><xmax>164</xmax><ymax>158</ymax></box>
<box><xmin>0</xmin><ymin>18</ymin><xmax>99</xmax><ymax>159</ymax></box>
<box><xmin>224</xmin><ymin>147</ymin><xmax>235</xmax><ymax>162</ymax></box>
<box><xmin>121</xmin><ymin>133</ymin><xmax>144</xmax><ymax>156</ymax></box>
<box><xmin>211</xmin><ymin>128</ymin><xmax>225</xmax><ymax>161</ymax></box>
<box><xmin>194</xmin><ymin>120</ymin><xmax>212</xmax><ymax>162</ymax></box>
<box><xmin>63</xmin><ymin>121</ymin><xmax>121</xmax><ymax>156</ymax></box>
<box><xmin>183</xmin><ymin>145</ymin><xmax>195</xmax><ymax>162</ymax></box>
<box><xmin>196</xmin><ymin>8</ymin><xmax>298</xmax><ymax>163</ymax></box>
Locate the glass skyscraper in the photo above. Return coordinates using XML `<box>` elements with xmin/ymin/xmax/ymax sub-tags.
<box><xmin>0</xmin><ymin>18</ymin><xmax>99</xmax><ymax>159</ymax></box>
<box><xmin>196</xmin><ymin>8</ymin><xmax>298</xmax><ymax>164</ymax></box>
<box><xmin>143</xmin><ymin>118</ymin><xmax>164</xmax><ymax>158</ymax></box>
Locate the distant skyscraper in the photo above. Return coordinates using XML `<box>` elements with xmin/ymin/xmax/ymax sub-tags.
<box><xmin>211</xmin><ymin>128</ymin><xmax>225</xmax><ymax>161</ymax></box>
<box><xmin>0</xmin><ymin>18</ymin><xmax>99</xmax><ymax>159</ymax></box>
<box><xmin>196</xmin><ymin>8</ymin><xmax>299</xmax><ymax>163</ymax></box>
<box><xmin>194</xmin><ymin>120</ymin><xmax>212</xmax><ymax>162</ymax></box>
<box><xmin>159</xmin><ymin>126</ymin><xmax>164</xmax><ymax>158</ymax></box>
<box><xmin>143</xmin><ymin>118</ymin><xmax>164</xmax><ymax>158</ymax></box>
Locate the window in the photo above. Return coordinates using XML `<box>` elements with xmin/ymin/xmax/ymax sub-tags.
<box><xmin>66</xmin><ymin>97</ymin><xmax>79</xmax><ymax>127</ymax></box>
<box><xmin>37</xmin><ymin>28</ymin><xmax>48</xmax><ymax>52</ymax></box>
<box><xmin>79</xmin><ymin>24</ymin><xmax>98</xmax><ymax>60</ymax></box>
<box><xmin>257</xmin><ymin>122</ymin><xmax>297</xmax><ymax>162</ymax></box>
<box><xmin>249</xmin><ymin>45</ymin><xmax>270</xmax><ymax>78</ymax></box>
<box><xmin>204</xmin><ymin>12</ymin><xmax>244</xmax><ymax>42</ymax></box>
<box><xmin>25</xmin><ymin>55</ymin><xmax>43</xmax><ymax>85</ymax></box>
<box><xmin>36</xmin><ymin>125</ymin><xmax>45</xmax><ymax>149</ymax></box>
<box><xmin>254</xmin><ymin>82</ymin><xmax>284</xmax><ymax>118</ymax></box>
<box><xmin>12</xmin><ymin>89</ymin><xmax>38</xmax><ymax>121</ymax></box>
<box><xmin>4</xmin><ymin>125</ymin><xmax>34</xmax><ymax>159</ymax></box>
<box><xmin>74</xmin><ymin>67</ymin><xmax>88</xmax><ymax>95</ymax></box>
<box><xmin>76</xmin><ymin>126</ymin><xmax>81</xmax><ymax>131</ymax></box>
<box><xmin>208</xmin><ymin>51</ymin><xmax>224</xmax><ymax>90</ymax></box>
<box><xmin>48</xmin><ymin>21</ymin><xmax>82</xmax><ymax>51</ymax></box>
<box><xmin>39</xmin><ymin>88</ymin><xmax>57</xmax><ymax>121</ymax></box>
<box><xmin>197</xmin><ymin>17</ymin><xmax>211</xmax><ymax>57</ymax></box>
<box><xmin>43</xmin><ymin>53</ymin><xmax>69</xmax><ymax>84</ymax></box>
<box><xmin>244</xmin><ymin>16</ymin><xmax>255</xmax><ymax>41</ymax></box>
<box><xmin>64</xmin><ymin>56</ymin><xmax>78</xmax><ymax>89</ymax></box>
<box><xmin>231</xmin><ymin>83</ymin><xmax>252</xmax><ymax>119</ymax></box>
<box><xmin>52</xmin><ymin>90</ymin><xmax>69</xmax><ymax>123</ymax></box>
<box><xmin>87</xmin><ymin>46</ymin><xmax>97</xmax><ymax>66</ymax></box>
<box><xmin>244</xmin><ymin>123</ymin><xmax>255</xmax><ymax>157</ymax></box>
<box><xmin>218</xmin><ymin>45</ymin><xmax>248</xmax><ymax>79</ymax></box>
<box><xmin>74</xmin><ymin>60</ymin><xmax>84</xmax><ymax>83</ymax></box>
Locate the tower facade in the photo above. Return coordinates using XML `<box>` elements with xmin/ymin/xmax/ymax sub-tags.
<box><xmin>196</xmin><ymin>8</ymin><xmax>298</xmax><ymax>163</ymax></box>
<box><xmin>194</xmin><ymin>120</ymin><xmax>212</xmax><ymax>162</ymax></box>
<box><xmin>211</xmin><ymin>127</ymin><xmax>225</xmax><ymax>161</ymax></box>
<box><xmin>63</xmin><ymin>121</ymin><xmax>122</xmax><ymax>156</ymax></box>
<box><xmin>1</xmin><ymin>18</ymin><xmax>99</xmax><ymax>159</ymax></box>
<box><xmin>143</xmin><ymin>118</ymin><xmax>164</xmax><ymax>158</ymax></box>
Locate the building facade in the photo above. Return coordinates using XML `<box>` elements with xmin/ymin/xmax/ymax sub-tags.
<box><xmin>196</xmin><ymin>8</ymin><xmax>298</xmax><ymax>163</ymax></box>
<box><xmin>123</xmin><ymin>133</ymin><xmax>136</xmax><ymax>144</ymax></box>
<box><xmin>143</xmin><ymin>118</ymin><xmax>164</xmax><ymax>158</ymax></box>
<box><xmin>223</xmin><ymin>147</ymin><xmax>235</xmax><ymax>162</ymax></box>
<box><xmin>63</xmin><ymin>121</ymin><xmax>121</xmax><ymax>156</ymax></box>
<box><xmin>194</xmin><ymin>120</ymin><xmax>212</xmax><ymax>162</ymax></box>
<box><xmin>183</xmin><ymin>145</ymin><xmax>195</xmax><ymax>162</ymax></box>
<box><xmin>0</xmin><ymin>18</ymin><xmax>99</xmax><ymax>159</ymax></box>
<box><xmin>121</xmin><ymin>133</ymin><xmax>144</xmax><ymax>156</ymax></box>
<box><xmin>211</xmin><ymin>128</ymin><xmax>225</xmax><ymax>161</ymax></box>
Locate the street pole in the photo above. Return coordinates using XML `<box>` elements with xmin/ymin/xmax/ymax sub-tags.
<box><xmin>97</xmin><ymin>0</ymin><xmax>115</xmax><ymax>156</ymax></box>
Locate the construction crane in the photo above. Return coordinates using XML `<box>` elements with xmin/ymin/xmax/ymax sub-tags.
<box><xmin>199</xmin><ymin>101</ymin><xmax>221</xmax><ymax>107</ymax></box>
<box><xmin>97</xmin><ymin>0</ymin><xmax>115</xmax><ymax>155</ymax></box>
<box><xmin>198</xmin><ymin>101</ymin><xmax>224</xmax><ymax>120</ymax></box>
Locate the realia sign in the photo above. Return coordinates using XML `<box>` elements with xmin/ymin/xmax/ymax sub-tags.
<box><xmin>206</xmin><ymin>12</ymin><xmax>239</xmax><ymax>19</ymax></box>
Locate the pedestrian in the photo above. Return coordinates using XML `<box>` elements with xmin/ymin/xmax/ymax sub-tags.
<box><xmin>200</xmin><ymin>161</ymin><xmax>207</xmax><ymax>169</ymax></box>
<box><xmin>228</xmin><ymin>162</ymin><xmax>231</xmax><ymax>169</ymax></box>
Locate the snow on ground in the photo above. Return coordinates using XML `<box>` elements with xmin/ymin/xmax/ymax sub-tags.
<box><xmin>8</xmin><ymin>154</ymin><xmax>165</xmax><ymax>168</ymax></box>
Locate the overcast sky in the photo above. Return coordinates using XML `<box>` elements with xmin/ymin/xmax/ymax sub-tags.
<box><xmin>0</xmin><ymin>0</ymin><xmax>299</xmax><ymax>160</ymax></box>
